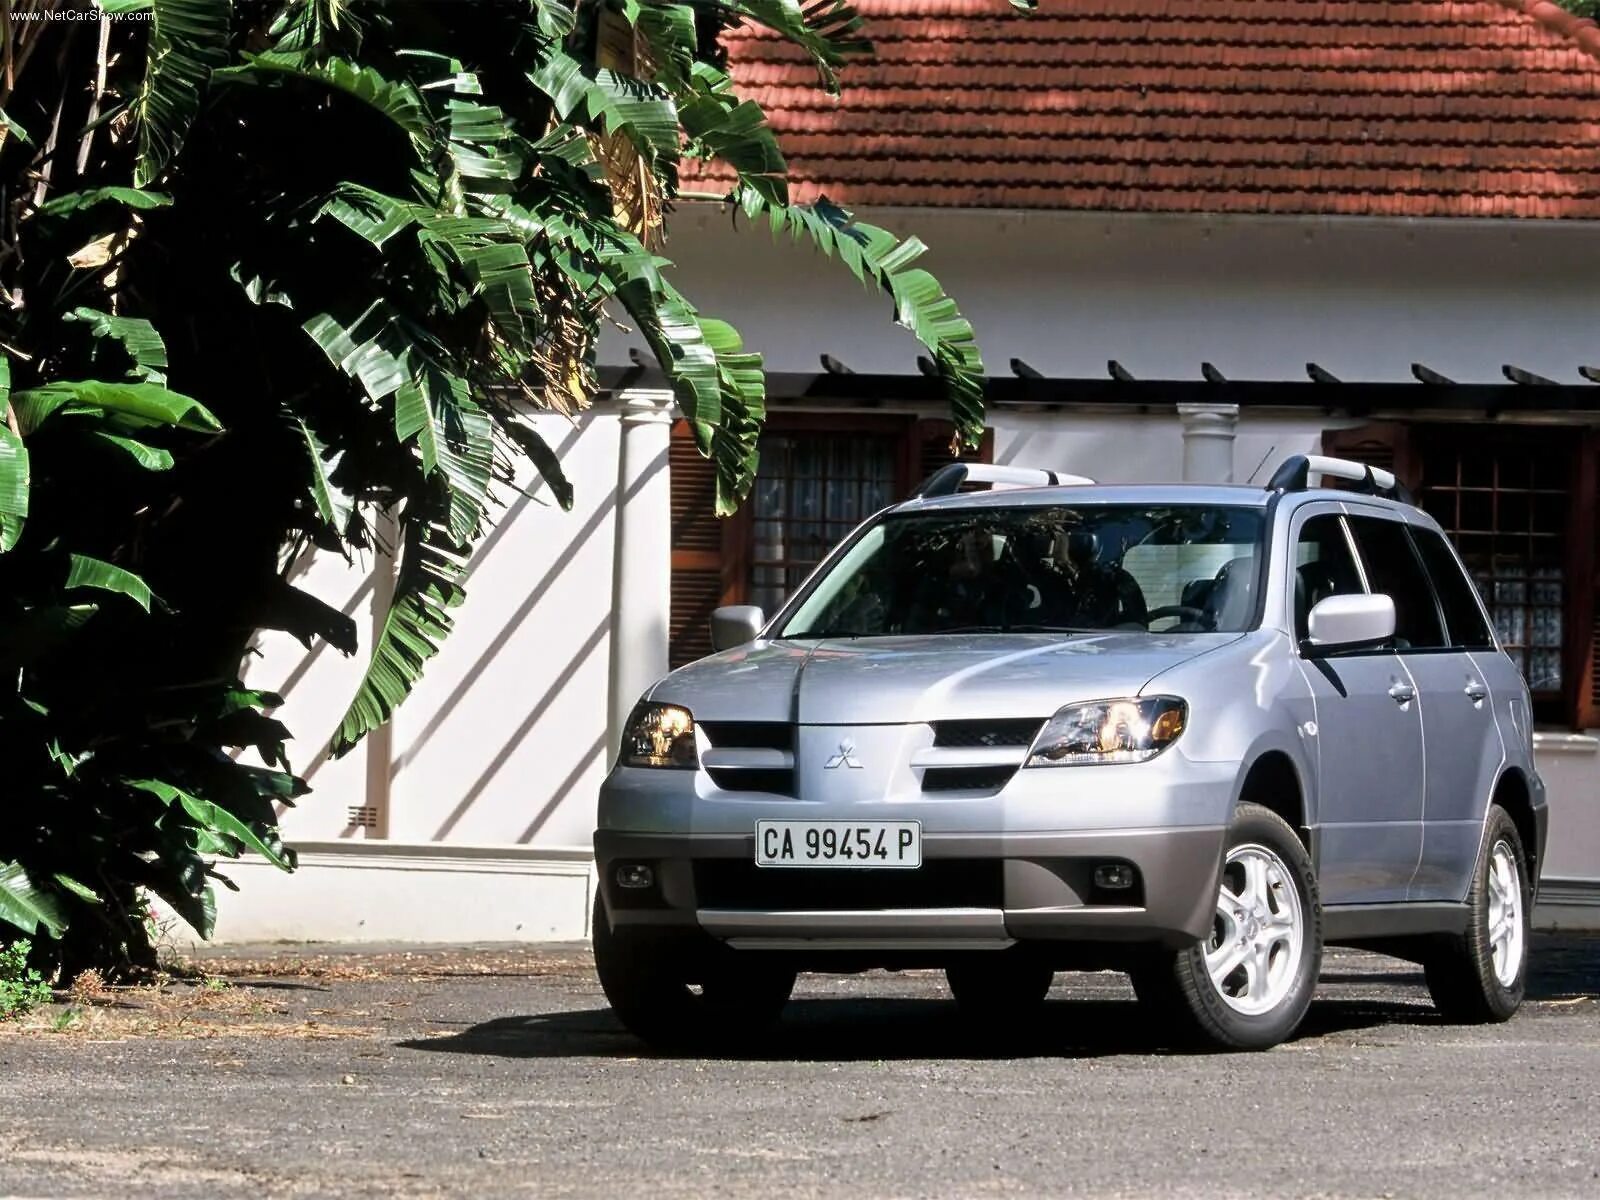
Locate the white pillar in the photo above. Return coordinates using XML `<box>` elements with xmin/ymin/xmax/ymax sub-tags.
<box><xmin>607</xmin><ymin>389</ymin><xmax>676</xmax><ymax>766</ymax></box>
<box><xmin>1177</xmin><ymin>403</ymin><xmax>1240</xmax><ymax>483</ymax></box>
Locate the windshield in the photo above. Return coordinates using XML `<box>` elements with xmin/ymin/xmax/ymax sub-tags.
<box><xmin>778</xmin><ymin>504</ymin><xmax>1266</xmax><ymax>638</ymax></box>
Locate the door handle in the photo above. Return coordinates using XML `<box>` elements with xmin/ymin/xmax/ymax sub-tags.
<box><xmin>1465</xmin><ymin>680</ymin><xmax>1489</xmax><ymax>703</ymax></box>
<box><xmin>1388</xmin><ymin>682</ymin><xmax>1416</xmax><ymax>704</ymax></box>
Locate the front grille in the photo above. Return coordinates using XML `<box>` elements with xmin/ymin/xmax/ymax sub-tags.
<box><xmin>700</xmin><ymin>721</ymin><xmax>794</xmax><ymax>795</ymax></box>
<box><xmin>922</xmin><ymin>766</ymin><xmax>1017</xmax><ymax>792</ymax></box>
<box><xmin>706</xmin><ymin>768</ymin><xmax>794</xmax><ymax>795</ymax></box>
<box><xmin>699</xmin><ymin>721</ymin><xmax>793</xmax><ymax>750</ymax></box>
<box><xmin>932</xmin><ymin>719</ymin><xmax>1043</xmax><ymax>749</ymax></box>
<box><xmin>695</xmin><ymin>858</ymin><xmax>1003</xmax><ymax>910</ymax></box>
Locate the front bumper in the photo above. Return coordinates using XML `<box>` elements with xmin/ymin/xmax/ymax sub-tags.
<box><xmin>595</xmin><ymin>825</ymin><xmax>1228</xmax><ymax>949</ymax></box>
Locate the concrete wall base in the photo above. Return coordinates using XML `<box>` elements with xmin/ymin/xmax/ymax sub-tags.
<box><xmin>1536</xmin><ymin>879</ymin><xmax>1600</xmax><ymax>935</ymax></box>
<box><xmin>196</xmin><ymin>842</ymin><xmax>596</xmax><ymax>944</ymax></box>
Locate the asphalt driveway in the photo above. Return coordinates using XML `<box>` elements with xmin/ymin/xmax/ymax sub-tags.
<box><xmin>0</xmin><ymin>937</ymin><xmax>1596</xmax><ymax>1198</ymax></box>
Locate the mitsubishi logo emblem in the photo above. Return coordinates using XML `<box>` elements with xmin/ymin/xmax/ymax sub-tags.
<box><xmin>824</xmin><ymin>738</ymin><xmax>863</xmax><ymax>770</ymax></box>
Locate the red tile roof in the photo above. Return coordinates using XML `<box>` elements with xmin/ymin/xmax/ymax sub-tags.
<box><xmin>692</xmin><ymin>0</ymin><xmax>1600</xmax><ymax>218</ymax></box>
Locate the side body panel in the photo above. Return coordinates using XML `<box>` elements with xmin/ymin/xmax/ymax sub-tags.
<box><xmin>1278</xmin><ymin>501</ymin><xmax>1426</xmax><ymax>905</ymax></box>
<box><xmin>1401</xmin><ymin>650</ymin><xmax>1503</xmax><ymax>901</ymax></box>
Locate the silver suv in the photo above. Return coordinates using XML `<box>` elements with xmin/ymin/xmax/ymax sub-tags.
<box><xmin>593</xmin><ymin>455</ymin><xmax>1548</xmax><ymax>1050</ymax></box>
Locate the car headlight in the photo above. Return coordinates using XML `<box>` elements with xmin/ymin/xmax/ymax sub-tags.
<box><xmin>1026</xmin><ymin>697</ymin><xmax>1186</xmax><ymax>767</ymax></box>
<box><xmin>619</xmin><ymin>702</ymin><xmax>698</xmax><ymax>769</ymax></box>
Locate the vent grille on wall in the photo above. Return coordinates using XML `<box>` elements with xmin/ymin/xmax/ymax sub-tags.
<box><xmin>346</xmin><ymin>805</ymin><xmax>379</xmax><ymax>829</ymax></box>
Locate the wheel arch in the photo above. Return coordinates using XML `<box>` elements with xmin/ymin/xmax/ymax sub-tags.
<box><xmin>1489</xmin><ymin>766</ymin><xmax>1539</xmax><ymax>884</ymax></box>
<box><xmin>1233</xmin><ymin>748</ymin><xmax>1310</xmax><ymax>851</ymax></box>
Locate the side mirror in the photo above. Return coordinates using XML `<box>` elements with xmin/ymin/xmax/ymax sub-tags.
<box><xmin>1305</xmin><ymin>593</ymin><xmax>1396</xmax><ymax>655</ymax></box>
<box><xmin>711</xmin><ymin>605</ymin><xmax>766</xmax><ymax>651</ymax></box>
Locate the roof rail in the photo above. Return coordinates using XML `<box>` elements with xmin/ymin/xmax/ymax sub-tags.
<box><xmin>915</xmin><ymin>463</ymin><xmax>1096</xmax><ymax>499</ymax></box>
<box><xmin>1266</xmin><ymin>454</ymin><xmax>1415</xmax><ymax>504</ymax></box>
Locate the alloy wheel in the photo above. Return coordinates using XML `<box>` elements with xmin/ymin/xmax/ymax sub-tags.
<box><xmin>1205</xmin><ymin>842</ymin><xmax>1307</xmax><ymax>1017</ymax></box>
<box><xmin>1486</xmin><ymin>838</ymin><xmax>1525</xmax><ymax>989</ymax></box>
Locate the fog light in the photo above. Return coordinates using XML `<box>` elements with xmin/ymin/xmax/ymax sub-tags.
<box><xmin>1093</xmin><ymin>863</ymin><xmax>1135</xmax><ymax>890</ymax></box>
<box><xmin>615</xmin><ymin>863</ymin><xmax>655</xmax><ymax>890</ymax></box>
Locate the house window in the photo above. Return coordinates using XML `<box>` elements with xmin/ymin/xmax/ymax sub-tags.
<box><xmin>668</xmin><ymin>414</ymin><xmax>992</xmax><ymax>669</ymax></box>
<box><xmin>748</xmin><ymin>433</ymin><xmax>899</xmax><ymax>614</ymax></box>
<box><xmin>1417</xmin><ymin>435</ymin><xmax>1569</xmax><ymax>697</ymax></box>
<box><xmin>1324</xmin><ymin>420</ymin><xmax>1597</xmax><ymax>728</ymax></box>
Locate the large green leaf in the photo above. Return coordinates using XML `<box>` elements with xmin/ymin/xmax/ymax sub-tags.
<box><xmin>66</xmin><ymin>554</ymin><xmax>156</xmax><ymax>612</ymax></box>
<box><xmin>218</xmin><ymin>52</ymin><xmax>435</xmax><ymax>160</ymax></box>
<box><xmin>128</xmin><ymin>779</ymin><xmax>294</xmax><ymax>870</ymax></box>
<box><xmin>89</xmin><ymin>432</ymin><xmax>175</xmax><ymax>471</ymax></box>
<box><xmin>0</xmin><ymin>106</ymin><xmax>33</xmax><ymax>146</ymax></box>
<box><xmin>740</xmin><ymin>191</ymin><xmax>986</xmax><ymax>451</ymax></box>
<box><xmin>528</xmin><ymin>49</ymin><xmax>680</xmax><ymax>169</ymax></box>
<box><xmin>304</xmin><ymin>306</ymin><xmax>492</xmax><ymax>541</ymax></box>
<box><xmin>267</xmin><ymin>0</ymin><xmax>363</xmax><ymax>55</ymax></box>
<box><xmin>34</xmin><ymin>187</ymin><xmax>172</xmax><ymax>218</ymax></box>
<box><xmin>726</xmin><ymin>1</ymin><xmax>868</xmax><ymax>94</ymax></box>
<box><xmin>678</xmin><ymin>63</ymin><xmax>786</xmax><ymax>207</ymax></box>
<box><xmin>10</xmin><ymin>380</ymin><xmax>221</xmax><ymax>435</ymax></box>
<box><xmin>602</xmin><ymin>237</ymin><xmax>720</xmax><ymax>428</ymax></box>
<box><xmin>0</xmin><ymin>862</ymin><xmax>67</xmax><ymax>937</ymax></box>
<box><xmin>133</xmin><ymin>0</ymin><xmax>234</xmax><ymax>187</ymax></box>
<box><xmin>295</xmin><ymin>417</ymin><xmax>353</xmax><ymax>537</ymax></box>
<box><xmin>0</xmin><ymin>355</ymin><xmax>25</xmax><ymax>553</ymax></box>
<box><xmin>301</xmin><ymin>303</ymin><xmax>410</xmax><ymax>403</ymax></box>
<box><xmin>332</xmin><ymin>514</ymin><xmax>467</xmax><ymax>756</ymax></box>
<box><xmin>65</xmin><ymin>308</ymin><xmax>170</xmax><ymax>383</ymax></box>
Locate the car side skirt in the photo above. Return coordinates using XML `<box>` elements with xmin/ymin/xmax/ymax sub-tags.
<box><xmin>1322</xmin><ymin>901</ymin><xmax>1471</xmax><ymax>944</ymax></box>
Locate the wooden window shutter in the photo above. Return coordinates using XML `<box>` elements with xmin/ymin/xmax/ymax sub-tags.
<box><xmin>910</xmin><ymin>419</ymin><xmax>994</xmax><ymax>494</ymax></box>
<box><xmin>1321</xmin><ymin>421</ymin><xmax>1420</xmax><ymax>492</ymax></box>
<box><xmin>668</xmin><ymin>420</ymin><xmax>728</xmax><ymax>669</ymax></box>
<box><xmin>1569</xmin><ymin>430</ymin><xmax>1599</xmax><ymax>729</ymax></box>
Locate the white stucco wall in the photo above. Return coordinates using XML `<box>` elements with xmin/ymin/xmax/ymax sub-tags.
<box><xmin>238</xmin><ymin>410</ymin><xmax>619</xmax><ymax>854</ymax></box>
<box><xmin>991</xmin><ymin>408</ymin><xmax>1337</xmax><ymax>485</ymax></box>
<box><xmin>604</xmin><ymin>206</ymin><xmax>1600</xmax><ymax>385</ymax></box>
<box><xmin>389</xmin><ymin>411</ymin><xmax>620</xmax><ymax>849</ymax></box>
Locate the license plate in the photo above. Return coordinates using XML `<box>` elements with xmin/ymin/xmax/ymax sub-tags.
<box><xmin>755</xmin><ymin>820</ymin><xmax>922</xmax><ymax>869</ymax></box>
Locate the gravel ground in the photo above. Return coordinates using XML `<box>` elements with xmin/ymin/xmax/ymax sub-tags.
<box><xmin>0</xmin><ymin>937</ymin><xmax>1596</xmax><ymax>1199</ymax></box>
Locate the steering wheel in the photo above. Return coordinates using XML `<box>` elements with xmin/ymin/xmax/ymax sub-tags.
<box><xmin>1142</xmin><ymin>605</ymin><xmax>1213</xmax><ymax>630</ymax></box>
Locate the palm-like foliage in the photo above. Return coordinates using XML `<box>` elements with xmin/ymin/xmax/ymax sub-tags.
<box><xmin>0</xmin><ymin>0</ymin><xmax>1029</xmax><ymax>971</ymax></box>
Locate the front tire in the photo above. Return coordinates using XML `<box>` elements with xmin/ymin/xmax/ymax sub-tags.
<box><xmin>1423</xmin><ymin>806</ymin><xmax>1530</xmax><ymax>1023</ymax></box>
<box><xmin>592</xmin><ymin>896</ymin><xmax>795</xmax><ymax>1051</ymax></box>
<box><xmin>1131</xmin><ymin>803</ymin><xmax>1322</xmax><ymax>1050</ymax></box>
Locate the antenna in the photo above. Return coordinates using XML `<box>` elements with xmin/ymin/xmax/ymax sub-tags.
<box><xmin>1245</xmin><ymin>446</ymin><xmax>1276</xmax><ymax>486</ymax></box>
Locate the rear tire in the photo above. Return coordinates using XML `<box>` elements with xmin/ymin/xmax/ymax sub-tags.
<box><xmin>1131</xmin><ymin>802</ymin><xmax>1322</xmax><ymax>1050</ymax></box>
<box><xmin>592</xmin><ymin>896</ymin><xmax>794</xmax><ymax>1052</ymax></box>
<box><xmin>945</xmin><ymin>957</ymin><xmax>1054</xmax><ymax>1019</ymax></box>
<box><xmin>1423</xmin><ymin>806</ymin><xmax>1529</xmax><ymax>1024</ymax></box>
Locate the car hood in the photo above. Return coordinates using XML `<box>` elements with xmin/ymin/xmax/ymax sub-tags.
<box><xmin>650</xmin><ymin>632</ymin><xmax>1245</xmax><ymax>724</ymax></box>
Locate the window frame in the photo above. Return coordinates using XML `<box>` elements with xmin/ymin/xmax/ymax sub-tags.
<box><xmin>1288</xmin><ymin>509</ymin><xmax>1370</xmax><ymax>645</ymax></box>
<box><xmin>1343</xmin><ymin>512</ymin><xmax>1451</xmax><ymax>654</ymax></box>
<box><xmin>1408</xmin><ymin>523</ymin><xmax>1499</xmax><ymax>652</ymax></box>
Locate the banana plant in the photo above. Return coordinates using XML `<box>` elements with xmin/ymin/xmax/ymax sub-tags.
<box><xmin>0</xmin><ymin>0</ymin><xmax>1031</xmax><ymax>969</ymax></box>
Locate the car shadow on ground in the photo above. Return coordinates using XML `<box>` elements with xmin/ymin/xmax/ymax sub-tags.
<box><xmin>398</xmin><ymin>995</ymin><xmax>1439</xmax><ymax>1063</ymax></box>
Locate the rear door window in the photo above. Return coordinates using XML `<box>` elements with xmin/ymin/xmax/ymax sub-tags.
<box><xmin>1345</xmin><ymin>516</ymin><xmax>1446</xmax><ymax>650</ymax></box>
<box><xmin>1410</xmin><ymin>527</ymin><xmax>1496</xmax><ymax>649</ymax></box>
